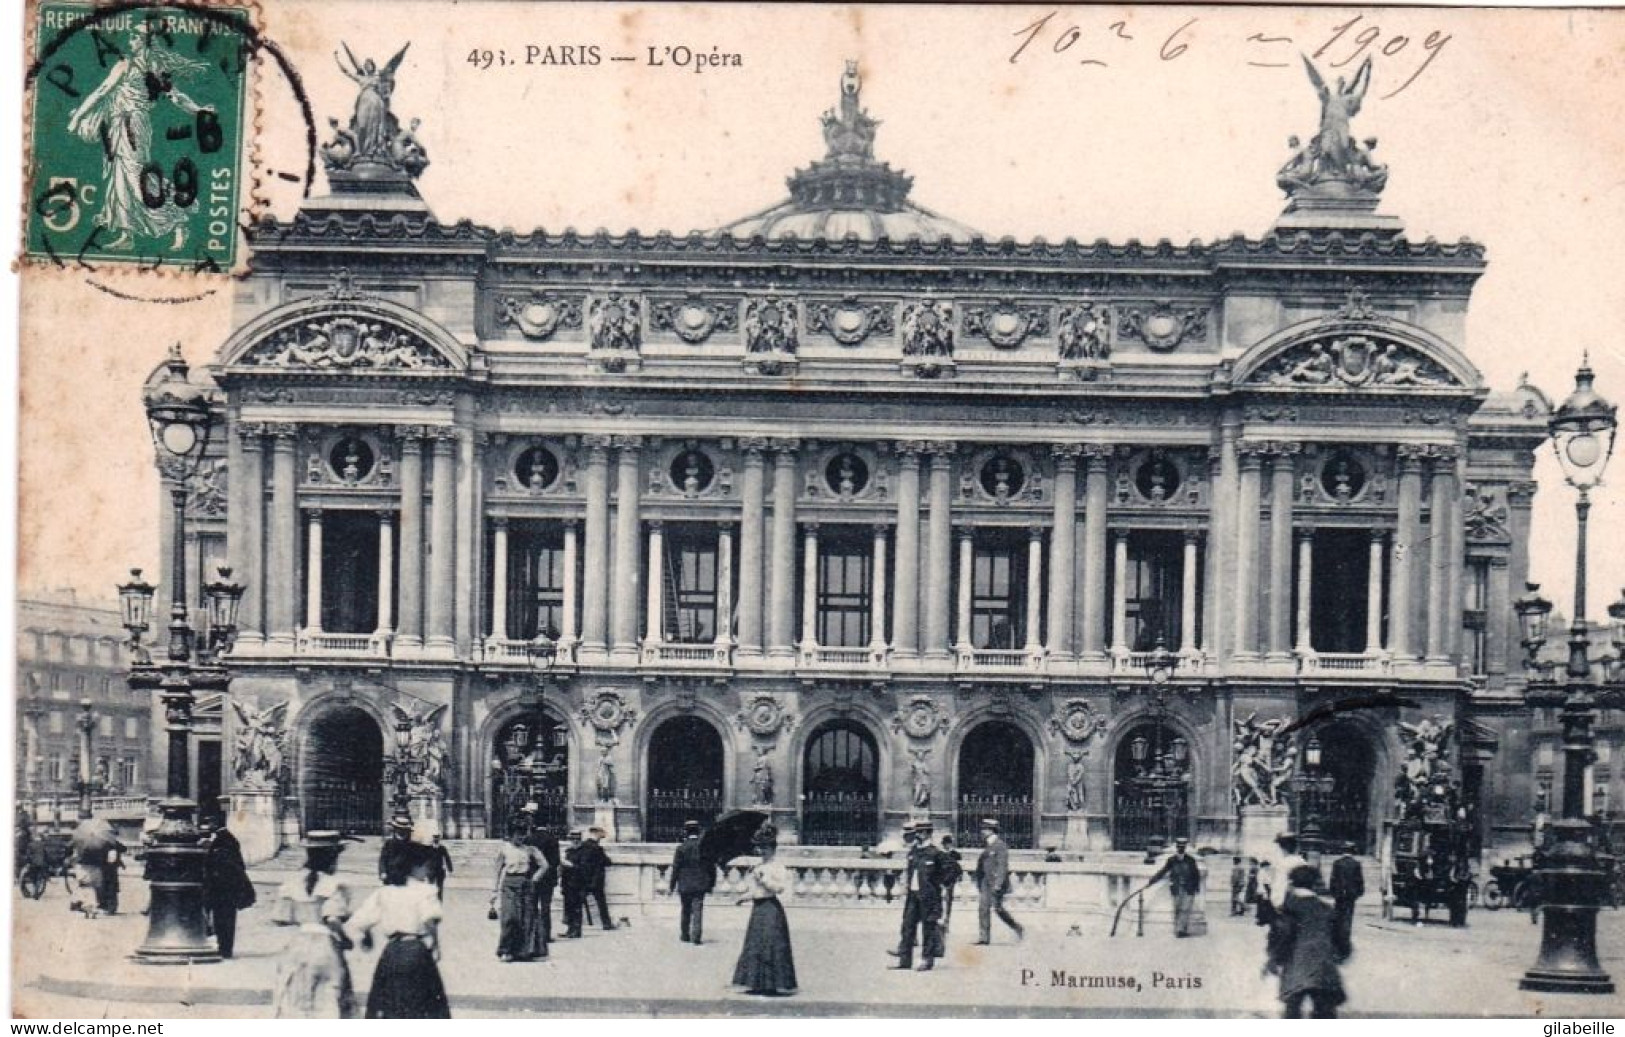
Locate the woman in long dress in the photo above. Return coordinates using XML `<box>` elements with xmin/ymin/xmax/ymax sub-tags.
<box><xmin>348</xmin><ymin>843</ymin><xmax>451</xmax><ymax>1018</ymax></box>
<box><xmin>1267</xmin><ymin>864</ymin><xmax>1351</xmax><ymax>1018</ymax></box>
<box><xmin>732</xmin><ymin>824</ymin><xmax>797</xmax><ymax>996</ymax></box>
<box><xmin>491</xmin><ymin>826</ymin><xmax>548</xmax><ymax>961</ymax></box>
<box><xmin>271</xmin><ymin>832</ymin><xmax>356</xmax><ymax>1019</ymax></box>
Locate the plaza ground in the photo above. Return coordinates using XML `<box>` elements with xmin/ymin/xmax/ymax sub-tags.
<box><xmin>11</xmin><ymin>863</ymin><xmax>1625</xmax><ymax>1019</ymax></box>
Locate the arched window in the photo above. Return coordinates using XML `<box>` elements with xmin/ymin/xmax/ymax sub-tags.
<box><xmin>801</xmin><ymin>721</ymin><xmax>879</xmax><ymax>846</ymax></box>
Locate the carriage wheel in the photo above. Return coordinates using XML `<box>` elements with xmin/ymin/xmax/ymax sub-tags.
<box><xmin>1481</xmin><ymin>879</ymin><xmax>1504</xmax><ymax>910</ymax></box>
<box><xmin>1511</xmin><ymin>880</ymin><xmax>1534</xmax><ymax>910</ymax></box>
<box><xmin>19</xmin><ymin>868</ymin><xmax>46</xmax><ymax>900</ymax></box>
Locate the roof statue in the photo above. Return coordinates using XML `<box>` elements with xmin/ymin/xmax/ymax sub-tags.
<box><xmin>1276</xmin><ymin>56</ymin><xmax>1393</xmax><ymax>230</ymax></box>
<box><xmin>321</xmin><ymin>42</ymin><xmax>430</xmax><ymax>189</ymax></box>
<box><xmin>719</xmin><ymin>60</ymin><xmax>978</xmax><ymax>242</ymax></box>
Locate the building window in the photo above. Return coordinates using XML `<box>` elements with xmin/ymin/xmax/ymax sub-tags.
<box><xmin>1307</xmin><ymin>528</ymin><xmax>1371</xmax><ymax>653</ymax></box>
<box><xmin>75</xmin><ymin>675</ymin><xmax>86</xmax><ymax>694</ymax></box>
<box><xmin>98</xmin><ymin>716</ymin><xmax>112</xmax><ymax>737</ymax></box>
<box><xmin>316</xmin><ymin>513</ymin><xmax>383</xmax><ymax>633</ymax></box>
<box><xmin>47</xmin><ymin>711</ymin><xmax>63</xmax><ymax>735</ymax></box>
<box><xmin>507</xmin><ymin>521</ymin><xmax>566</xmax><ymax>641</ymax></box>
<box><xmin>1123</xmin><ymin>531</ymin><xmax>1184</xmax><ymax>650</ymax></box>
<box><xmin>124</xmin><ymin>717</ymin><xmax>139</xmax><ymax>739</ymax></box>
<box><xmin>47</xmin><ymin>756</ymin><xmax>63</xmax><ymax>783</ymax></box>
<box><xmin>1463</xmin><ymin>559</ymin><xmax>1490</xmax><ymax>676</ymax></box>
<box><xmin>971</xmin><ymin>530</ymin><xmax>1028</xmax><ymax>649</ymax></box>
<box><xmin>816</xmin><ymin>528</ymin><xmax>872</xmax><ymax>648</ymax></box>
<box><xmin>101</xmin><ymin>676</ymin><xmax>112</xmax><ymax>697</ymax></box>
<box><xmin>665</xmin><ymin>526</ymin><xmax>719</xmax><ymax>643</ymax></box>
<box><xmin>119</xmin><ymin>758</ymin><xmax>138</xmax><ymax>789</ymax></box>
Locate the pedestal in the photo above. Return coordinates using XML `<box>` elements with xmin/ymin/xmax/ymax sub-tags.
<box><xmin>224</xmin><ymin>788</ymin><xmax>281</xmax><ymax>866</ymax></box>
<box><xmin>593</xmin><ymin>803</ymin><xmax>619</xmax><ymax>843</ymax></box>
<box><xmin>1063</xmin><ymin>814</ymin><xmax>1093</xmax><ymax>852</ymax></box>
<box><xmin>133</xmin><ymin>799</ymin><xmax>218</xmax><ymax>965</ymax></box>
<box><xmin>1239</xmin><ymin>804</ymin><xmax>1291</xmax><ymax>864</ymax></box>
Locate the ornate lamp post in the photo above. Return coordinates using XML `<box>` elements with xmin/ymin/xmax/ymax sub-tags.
<box><xmin>1291</xmin><ymin>736</ymin><xmax>1336</xmax><ymax>866</ymax></box>
<box><xmin>1126</xmin><ymin>638</ymin><xmax>1188</xmax><ymax>852</ymax></box>
<box><xmin>74</xmin><ymin>699</ymin><xmax>97</xmax><ymax>820</ymax></box>
<box><xmin>123</xmin><ymin>346</ymin><xmax>245</xmax><ymax>965</ymax></box>
<box><xmin>388</xmin><ymin>710</ymin><xmax>417</xmax><ymax>819</ymax></box>
<box><xmin>1519</xmin><ymin>357</ymin><xmax>1619</xmax><ymax>995</ymax></box>
<box><xmin>527</xmin><ymin>631</ymin><xmax>558</xmax><ymax>704</ymax></box>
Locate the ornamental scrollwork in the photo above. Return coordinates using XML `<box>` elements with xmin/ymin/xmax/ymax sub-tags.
<box><xmin>579</xmin><ymin>691</ymin><xmax>638</xmax><ymax>735</ymax></box>
<box><xmin>1117</xmin><ymin>303</ymin><xmax>1207</xmax><ymax>352</ymax></box>
<box><xmin>890</xmin><ymin>696</ymin><xmax>949</xmax><ymax>740</ymax></box>
<box><xmin>1253</xmin><ymin>336</ymin><xmax>1453</xmax><ymax>389</ymax></box>
<box><xmin>806</xmin><ymin>296</ymin><xmax>894</xmax><ymax>346</ymax></box>
<box><xmin>1048</xmin><ymin>699</ymin><xmax>1108</xmax><ymax>744</ymax></box>
<box><xmin>736</xmin><ymin>695</ymin><xmax>795</xmax><ymax>738</ymax></box>
<box><xmin>241</xmin><ymin>315</ymin><xmax>451</xmax><ymax>371</ymax></box>
<box><xmin>650</xmin><ymin>295</ymin><xmax>739</xmax><ymax>344</ymax></box>
<box><xmin>496</xmin><ymin>292</ymin><xmax>583</xmax><ymax>341</ymax></box>
<box><xmin>963</xmin><ymin>301</ymin><xmax>1049</xmax><ymax>350</ymax></box>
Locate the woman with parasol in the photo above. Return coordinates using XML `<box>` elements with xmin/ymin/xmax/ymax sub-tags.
<box><xmin>730</xmin><ymin>822</ymin><xmax>798</xmax><ymax>997</ymax></box>
<box><xmin>347</xmin><ymin>842</ymin><xmax>450</xmax><ymax>1018</ymax></box>
<box><xmin>271</xmin><ymin>831</ymin><xmax>357</xmax><ymax>1018</ymax></box>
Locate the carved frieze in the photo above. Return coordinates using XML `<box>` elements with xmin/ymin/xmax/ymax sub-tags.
<box><xmin>496</xmin><ymin>292</ymin><xmax>583</xmax><ymax>341</ymax></box>
<box><xmin>1464</xmin><ymin>484</ymin><xmax>1512</xmax><ymax>542</ymax></box>
<box><xmin>186</xmin><ymin>459</ymin><xmax>228</xmax><ymax>518</ymax></box>
<box><xmin>1056</xmin><ymin>302</ymin><xmax>1111</xmax><ymax>360</ymax></box>
<box><xmin>1252</xmin><ymin>336</ymin><xmax>1453</xmax><ymax>389</ymax></box>
<box><xmin>962</xmin><ymin>300</ymin><xmax>1049</xmax><ymax>349</ymax></box>
<box><xmin>806</xmin><ymin>296</ymin><xmax>894</xmax><ymax>346</ymax></box>
<box><xmin>587</xmin><ymin>294</ymin><xmax>642</xmax><ymax>370</ymax></box>
<box><xmin>649</xmin><ymin>295</ymin><xmax>738</xmax><ymax>344</ymax></box>
<box><xmin>743</xmin><ymin>296</ymin><xmax>800</xmax><ymax>376</ymax></box>
<box><xmin>1117</xmin><ymin>302</ymin><xmax>1207</xmax><ymax>352</ymax></box>
<box><xmin>240</xmin><ymin>315</ymin><xmax>451</xmax><ymax>371</ymax></box>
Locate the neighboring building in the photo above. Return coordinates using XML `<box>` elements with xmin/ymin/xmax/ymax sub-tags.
<box><xmin>15</xmin><ymin>590</ymin><xmax>152</xmax><ymax>807</ymax></box>
<box><xmin>152</xmin><ymin>64</ymin><xmax>1556</xmax><ymax>858</ymax></box>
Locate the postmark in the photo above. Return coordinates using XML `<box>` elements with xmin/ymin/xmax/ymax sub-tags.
<box><xmin>25</xmin><ymin>2</ymin><xmax>256</xmax><ymax>274</ymax></box>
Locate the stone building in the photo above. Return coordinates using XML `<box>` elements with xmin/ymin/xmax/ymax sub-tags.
<box><xmin>155</xmin><ymin>63</ymin><xmax>1558</xmax><ymax>860</ymax></box>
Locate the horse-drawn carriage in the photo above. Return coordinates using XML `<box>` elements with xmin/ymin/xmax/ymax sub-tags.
<box><xmin>1380</xmin><ymin>783</ymin><xmax>1475</xmax><ymax>926</ymax></box>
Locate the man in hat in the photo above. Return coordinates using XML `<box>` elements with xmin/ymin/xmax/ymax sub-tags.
<box><xmin>578</xmin><ymin>827</ymin><xmax>615</xmax><ymax>930</ymax></box>
<box><xmin>888</xmin><ymin>820</ymin><xmax>947</xmax><ymax>971</ymax></box>
<box><xmin>560</xmin><ymin>830</ymin><xmax>587</xmax><ymax>937</ymax></box>
<box><xmin>1148</xmin><ymin>836</ymin><xmax>1203</xmax><ymax>937</ymax></box>
<box><xmin>522</xmin><ymin>805</ymin><xmax>562</xmax><ymax>942</ymax></box>
<box><xmin>1328</xmin><ymin>842</ymin><xmax>1365</xmax><ymax>946</ymax></box>
<box><xmin>379</xmin><ymin>811</ymin><xmax>415</xmax><ymax>884</ymax></box>
<box><xmin>201</xmin><ymin>819</ymin><xmax>255</xmax><ymax>958</ymax></box>
<box><xmin>670</xmin><ymin>819</ymin><xmax>715</xmax><ymax>944</ymax></box>
<box><xmin>1271</xmin><ymin>833</ymin><xmax>1311</xmax><ymax>908</ymax></box>
<box><xmin>974</xmin><ymin>818</ymin><xmax>1023</xmax><ymax>945</ymax></box>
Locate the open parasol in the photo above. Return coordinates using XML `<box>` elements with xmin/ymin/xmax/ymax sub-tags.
<box><xmin>698</xmin><ymin>809</ymin><xmax>769</xmax><ymax>868</ymax></box>
<box><xmin>69</xmin><ymin>818</ymin><xmax>119</xmax><ymax>862</ymax></box>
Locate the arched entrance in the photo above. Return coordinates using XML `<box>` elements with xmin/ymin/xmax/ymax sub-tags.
<box><xmin>1111</xmin><ymin>720</ymin><xmax>1192</xmax><ymax>851</ymax></box>
<box><xmin>801</xmin><ymin>721</ymin><xmax>880</xmax><ymax>846</ymax></box>
<box><xmin>490</xmin><ymin>711</ymin><xmax>569</xmax><ymax>837</ymax></box>
<box><xmin>956</xmin><ymin>721</ymin><xmax>1036</xmax><ymax>848</ymax></box>
<box><xmin>302</xmin><ymin>706</ymin><xmax>385</xmax><ymax>835</ymax></box>
<box><xmin>645</xmin><ymin>716</ymin><xmax>725</xmax><ymax>842</ymax></box>
<box><xmin>1311</xmin><ymin>721</ymin><xmax>1378</xmax><ymax>854</ymax></box>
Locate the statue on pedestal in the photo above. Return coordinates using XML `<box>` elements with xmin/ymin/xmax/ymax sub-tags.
<box><xmin>1278</xmin><ymin>56</ymin><xmax>1388</xmax><ymax>199</ymax></box>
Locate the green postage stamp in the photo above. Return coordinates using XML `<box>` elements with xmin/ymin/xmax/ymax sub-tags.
<box><xmin>25</xmin><ymin>2</ymin><xmax>253</xmax><ymax>272</ymax></box>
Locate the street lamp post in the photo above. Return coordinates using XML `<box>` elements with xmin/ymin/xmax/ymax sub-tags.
<box><xmin>74</xmin><ymin>699</ymin><xmax>96</xmax><ymax>820</ymax></box>
<box><xmin>1292</xmin><ymin>736</ymin><xmax>1336</xmax><ymax>868</ymax></box>
<box><xmin>1125</xmin><ymin>638</ymin><xmax>1188</xmax><ymax>854</ymax></box>
<box><xmin>1518</xmin><ymin>356</ymin><xmax>1619</xmax><ymax>996</ymax></box>
<box><xmin>123</xmin><ymin>346</ymin><xmax>244</xmax><ymax>965</ymax></box>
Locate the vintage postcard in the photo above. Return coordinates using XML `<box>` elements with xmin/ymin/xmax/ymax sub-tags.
<box><xmin>10</xmin><ymin>0</ymin><xmax>1625</xmax><ymax>1020</ymax></box>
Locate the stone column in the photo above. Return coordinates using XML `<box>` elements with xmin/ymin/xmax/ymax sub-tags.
<box><xmin>1110</xmin><ymin>530</ymin><xmax>1130</xmax><ymax>653</ymax></box>
<box><xmin>767</xmin><ymin>440</ymin><xmax>800</xmax><ymax>659</ymax></box>
<box><xmin>580</xmin><ymin>435</ymin><xmax>612</xmax><ymax>657</ymax></box>
<box><xmin>1426</xmin><ymin>446</ymin><xmax>1458</xmax><ymax>662</ymax></box>
<box><xmin>955</xmin><ymin>527</ymin><xmax>974</xmax><ymax>651</ymax></box>
<box><xmin>715</xmin><ymin>524</ymin><xmax>734</xmax><ymax>648</ymax></box>
<box><xmin>801</xmin><ymin>524</ymin><xmax>820</xmax><ymax>648</ymax></box>
<box><xmin>426</xmin><ymin>430</ymin><xmax>457</xmax><ymax>652</ymax></box>
<box><xmin>1365</xmin><ymin>529</ymin><xmax>1385</xmax><ymax>653</ymax></box>
<box><xmin>610</xmin><ymin>435</ymin><xmax>643</xmax><ymax>660</ymax></box>
<box><xmin>235</xmin><ymin>424</ymin><xmax>265</xmax><ymax>644</ymax></box>
<box><xmin>923</xmin><ymin>443</ymin><xmax>956</xmax><ymax>660</ymax></box>
<box><xmin>1205</xmin><ymin>428</ymin><xmax>1237</xmax><ymax>661</ymax></box>
<box><xmin>1487</xmin><ymin>555</ymin><xmax>1511</xmax><ymax>679</ymax></box>
<box><xmin>1506</xmin><ymin>481</ymin><xmax>1537</xmax><ymax>677</ymax></box>
<box><xmin>1233</xmin><ymin>444</ymin><xmax>1265</xmax><ymax>659</ymax></box>
<box><xmin>1442</xmin><ymin>448</ymin><xmax>1466</xmax><ymax>661</ymax></box>
<box><xmin>1267</xmin><ymin>445</ymin><xmax>1298</xmax><ymax>660</ymax></box>
<box><xmin>266</xmin><ymin>425</ymin><xmax>298</xmax><ymax>648</ymax></box>
<box><xmin>1181</xmin><ymin>529</ymin><xmax>1200</xmax><ymax>652</ymax></box>
<box><xmin>1080</xmin><ymin>445</ymin><xmax>1111</xmax><ymax>658</ymax></box>
<box><xmin>303</xmin><ymin>509</ymin><xmax>324</xmax><ymax>632</ymax></box>
<box><xmin>1392</xmin><ymin>445</ymin><xmax>1426</xmax><ymax>660</ymax></box>
<box><xmin>1295</xmin><ymin>528</ymin><xmax>1314</xmax><ymax>654</ymax></box>
<box><xmin>892</xmin><ymin>443</ymin><xmax>923</xmax><ymax>659</ymax></box>
<box><xmin>395</xmin><ymin>427</ymin><xmax>425</xmax><ymax>650</ymax></box>
<box><xmin>1047</xmin><ymin>445</ymin><xmax>1081</xmax><ymax>658</ymax></box>
<box><xmin>645</xmin><ymin>520</ymin><xmax>664</xmax><ymax>644</ymax></box>
<box><xmin>376</xmin><ymin>513</ymin><xmax>395</xmax><ymax>636</ymax></box>
<box><xmin>560</xmin><ymin>520</ymin><xmax>579</xmax><ymax>645</ymax></box>
<box><xmin>870</xmin><ymin>525</ymin><xmax>889</xmax><ymax>652</ymax></box>
<box><xmin>1026</xmin><ymin>526</ymin><xmax>1044</xmax><ymax>653</ymax></box>
<box><xmin>737</xmin><ymin>439</ymin><xmax>768</xmax><ymax>658</ymax></box>
<box><xmin>490</xmin><ymin>518</ymin><xmax>509</xmax><ymax>640</ymax></box>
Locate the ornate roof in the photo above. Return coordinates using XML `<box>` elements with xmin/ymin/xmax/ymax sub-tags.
<box><xmin>716</xmin><ymin>61</ymin><xmax>980</xmax><ymax>243</ymax></box>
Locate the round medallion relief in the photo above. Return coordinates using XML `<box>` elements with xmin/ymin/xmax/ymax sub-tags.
<box><xmin>329</xmin><ymin>437</ymin><xmax>376</xmax><ymax>483</ymax></box>
<box><xmin>515</xmin><ymin>446</ymin><xmax>561</xmax><ymax>491</ymax></box>
<box><xmin>825</xmin><ymin>452</ymin><xmax>870</xmax><ymax>497</ymax></box>
<box><xmin>670</xmin><ymin>450</ymin><xmax>716</xmax><ymax>495</ymax></box>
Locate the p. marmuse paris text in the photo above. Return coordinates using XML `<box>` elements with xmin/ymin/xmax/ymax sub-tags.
<box><xmin>1021</xmin><ymin>969</ymin><xmax>1203</xmax><ymax>991</ymax></box>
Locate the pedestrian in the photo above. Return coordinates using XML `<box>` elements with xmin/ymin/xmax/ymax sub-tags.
<box><xmin>349</xmin><ymin>843</ymin><xmax>451</xmax><ymax>1018</ymax></box>
<box><xmin>1267</xmin><ymin>864</ymin><xmax>1351</xmax><ymax>1018</ymax></box>
<box><xmin>1230</xmin><ymin>855</ymin><xmax>1249</xmax><ymax>916</ymax></box>
<box><xmin>14</xmin><ymin>809</ymin><xmax>33</xmax><ymax>881</ymax></box>
<box><xmin>731</xmin><ymin>824</ymin><xmax>797</xmax><ymax>996</ymax></box>
<box><xmin>1148</xmin><ymin>836</ymin><xmax>1203</xmax><ymax>937</ymax></box>
<box><xmin>522</xmin><ymin>808</ymin><xmax>561</xmax><ymax>943</ymax></box>
<box><xmin>1329</xmin><ymin>842</ymin><xmax>1365</xmax><ymax>946</ymax></box>
<box><xmin>99</xmin><ymin>839</ymin><xmax>126</xmax><ymax>915</ymax></box>
<box><xmin>939</xmin><ymin>834</ymin><xmax>963</xmax><ymax>927</ymax></box>
<box><xmin>490</xmin><ymin>825</ymin><xmax>548</xmax><ymax>962</ymax></box>
<box><xmin>973</xmin><ymin>818</ymin><xmax>1024</xmax><ymax>946</ymax></box>
<box><xmin>379</xmin><ymin>812</ymin><xmax>415</xmax><ymax>883</ymax></box>
<box><xmin>1272</xmin><ymin>833</ymin><xmax>1311</xmax><ymax>906</ymax></box>
<box><xmin>1244</xmin><ymin>857</ymin><xmax>1260</xmax><ymax>909</ymax></box>
<box><xmin>1253</xmin><ymin>861</ymin><xmax>1276</xmax><ymax>926</ymax></box>
<box><xmin>560</xmin><ymin>829</ymin><xmax>586</xmax><ymax>938</ymax></box>
<box><xmin>419</xmin><ymin>828</ymin><xmax>453</xmax><ymax>901</ymax></box>
<box><xmin>271</xmin><ymin>831</ymin><xmax>356</xmax><ymax>1019</ymax></box>
<box><xmin>578</xmin><ymin>827</ymin><xmax>615</xmax><ymax>930</ymax></box>
<box><xmin>203</xmin><ymin>821</ymin><xmax>256</xmax><ymax>959</ymax></box>
<box><xmin>887</xmin><ymin>820</ymin><xmax>947</xmax><ymax>971</ymax></box>
<box><xmin>670</xmin><ymin>819</ymin><xmax>715</xmax><ymax>945</ymax></box>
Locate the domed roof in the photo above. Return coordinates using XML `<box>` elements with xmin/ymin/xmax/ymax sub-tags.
<box><xmin>718</xmin><ymin>62</ymin><xmax>980</xmax><ymax>243</ymax></box>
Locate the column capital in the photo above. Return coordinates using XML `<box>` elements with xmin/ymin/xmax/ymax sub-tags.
<box><xmin>802</xmin><ymin>521</ymin><xmax>820</xmax><ymax>537</ymax></box>
<box><xmin>739</xmin><ymin>436</ymin><xmax>771</xmax><ymax>459</ymax></box>
<box><xmin>379</xmin><ymin>510</ymin><xmax>396</xmax><ymax>527</ymax></box>
<box><xmin>267</xmin><ymin>422</ymin><xmax>300</xmax><ymax>442</ymax></box>
<box><xmin>1488</xmin><ymin>555</ymin><xmax>1511</xmax><ymax>570</ymax></box>
<box><xmin>926</xmin><ymin>441</ymin><xmax>957</xmax><ymax>466</ymax></box>
<box><xmin>426</xmin><ymin>425</ymin><xmax>458</xmax><ymax>448</ymax></box>
<box><xmin>770</xmin><ymin>438</ymin><xmax>800</xmax><ymax>460</ymax></box>
<box><xmin>872</xmin><ymin>522</ymin><xmax>891</xmax><ymax>538</ymax></box>
<box><xmin>1396</xmin><ymin>443</ymin><xmax>1429</xmax><ymax>469</ymax></box>
<box><xmin>562</xmin><ymin>516</ymin><xmax>582</xmax><ymax>531</ymax></box>
<box><xmin>955</xmin><ymin>524</ymin><xmax>975</xmax><ymax>542</ymax></box>
<box><xmin>304</xmin><ymin>506</ymin><xmax>324</xmax><ymax>521</ymax></box>
<box><xmin>1029</xmin><ymin>524</ymin><xmax>1047</xmax><ymax>542</ymax></box>
<box><xmin>1294</xmin><ymin>525</ymin><xmax>1315</xmax><ymax>544</ymax></box>
<box><xmin>235</xmin><ymin>421</ymin><xmax>268</xmax><ymax>442</ymax></box>
<box><xmin>1112</xmin><ymin>527</ymin><xmax>1131</xmax><ymax>543</ymax></box>
<box><xmin>1506</xmin><ymin>480</ymin><xmax>1538</xmax><ymax>505</ymax></box>
<box><xmin>647</xmin><ymin>518</ymin><xmax>664</xmax><ymax>533</ymax></box>
<box><xmin>1184</xmin><ymin>527</ymin><xmax>1204</xmax><ymax>545</ymax></box>
<box><xmin>490</xmin><ymin>515</ymin><xmax>509</xmax><ymax>531</ymax></box>
<box><xmin>393</xmin><ymin>423</ymin><xmax>427</xmax><ymax>442</ymax></box>
<box><xmin>1237</xmin><ymin>442</ymin><xmax>1268</xmax><ymax>469</ymax></box>
<box><xmin>717</xmin><ymin>520</ymin><xmax>738</xmax><ymax>536</ymax></box>
<box><xmin>1050</xmin><ymin>443</ymin><xmax>1084</xmax><ymax>467</ymax></box>
<box><xmin>1426</xmin><ymin>443</ymin><xmax>1460</xmax><ymax>466</ymax></box>
<box><xmin>1368</xmin><ymin>526</ymin><xmax>1386</xmax><ymax>543</ymax></box>
<box><xmin>894</xmin><ymin>439</ymin><xmax>930</xmax><ymax>458</ymax></box>
<box><xmin>611</xmin><ymin>434</ymin><xmax>644</xmax><ymax>452</ymax></box>
<box><xmin>582</xmin><ymin>433</ymin><xmax>614</xmax><ymax>454</ymax></box>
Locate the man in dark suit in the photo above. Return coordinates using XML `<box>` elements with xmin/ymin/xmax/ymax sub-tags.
<box><xmin>1328</xmin><ymin>842</ymin><xmax>1365</xmax><ymax>945</ymax></box>
<box><xmin>378</xmin><ymin>812</ymin><xmax>415</xmax><ymax>883</ymax></box>
<box><xmin>560</xmin><ymin>830</ymin><xmax>586</xmax><ymax>937</ymax></box>
<box><xmin>1149</xmin><ymin>836</ymin><xmax>1204</xmax><ymax>937</ymax></box>
<box><xmin>522</xmin><ymin>807</ymin><xmax>561</xmax><ymax>942</ymax></box>
<box><xmin>887</xmin><ymin>820</ymin><xmax>947</xmax><ymax>971</ymax></box>
<box><xmin>974</xmin><ymin>818</ymin><xmax>1024</xmax><ymax>945</ymax></box>
<box><xmin>670</xmin><ymin>819</ymin><xmax>715</xmax><ymax>944</ymax></box>
<box><xmin>577</xmin><ymin>827</ymin><xmax>615</xmax><ymax>931</ymax></box>
<box><xmin>201</xmin><ymin>822</ymin><xmax>255</xmax><ymax>959</ymax></box>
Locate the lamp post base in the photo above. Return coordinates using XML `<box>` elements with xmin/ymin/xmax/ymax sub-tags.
<box><xmin>132</xmin><ymin>799</ymin><xmax>218</xmax><ymax>966</ymax></box>
<box><xmin>1519</xmin><ymin>824</ymin><xmax>1614</xmax><ymax>995</ymax></box>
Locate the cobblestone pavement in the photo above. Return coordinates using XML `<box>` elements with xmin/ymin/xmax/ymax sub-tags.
<box><xmin>12</xmin><ymin>879</ymin><xmax>1625</xmax><ymax>1018</ymax></box>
